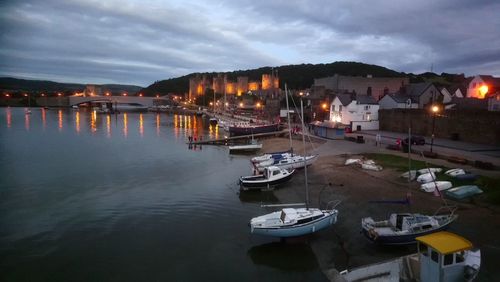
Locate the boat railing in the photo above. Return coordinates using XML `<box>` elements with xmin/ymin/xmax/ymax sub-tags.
<box><xmin>433</xmin><ymin>205</ymin><xmax>458</xmax><ymax>216</ymax></box>
<box><xmin>325</xmin><ymin>200</ymin><xmax>341</xmax><ymax>210</ymax></box>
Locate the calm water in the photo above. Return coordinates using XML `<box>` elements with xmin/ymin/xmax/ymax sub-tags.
<box><xmin>0</xmin><ymin>107</ymin><xmax>326</xmax><ymax>282</ymax></box>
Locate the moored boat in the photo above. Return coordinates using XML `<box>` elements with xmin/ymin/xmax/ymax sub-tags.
<box><xmin>229</xmin><ymin>139</ymin><xmax>263</xmax><ymax>154</ymax></box>
<box><xmin>445</xmin><ymin>185</ymin><xmax>483</xmax><ymax>200</ymax></box>
<box><xmin>254</xmin><ymin>154</ymin><xmax>318</xmax><ymax>173</ymax></box>
<box><xmin>420</xmin><ymin>181</ymin><xmax>453</xmax><ymax>193</ymax></box>
<box><xmin>228</xmin><ymin>123</ymin><xmax>280</xmax><ymax>136</ymax></box>
<box><xmin>239</xmin><ymin>166</ymin><xmax>294</xmax><ymax>191</ymax></box>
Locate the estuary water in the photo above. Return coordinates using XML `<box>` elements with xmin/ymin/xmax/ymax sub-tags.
<box><xmin>0</xmin><ymin>107</ymin><xmax>326</xmax><ymax>282</ymax></box>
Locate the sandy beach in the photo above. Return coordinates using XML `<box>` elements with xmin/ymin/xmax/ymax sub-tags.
<box><xmin>258</xmin><ymin>136</ymin><xmax>500</xmax><ymax>281</ymax></box>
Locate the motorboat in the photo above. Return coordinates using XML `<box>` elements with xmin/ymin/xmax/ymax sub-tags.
<box><xmin>361</xmin><ymin>207</ymin><xmax>458</xmax><ymax>245</ymax></box>
<box><xmin>341</xmin><ymin>231</ymin><xmax>480</xmax><ymax>281</ymax></box>
<box><xmin>239</xmin><ymin>166</ymin><xmax>294</xmax><ymax>191</ymax></box>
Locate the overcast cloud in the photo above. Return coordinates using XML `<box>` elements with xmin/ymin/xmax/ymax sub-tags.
<box><xmin>0</xmin><ymin>0</ymin><xmax>499</xmax><ymax>86</ymax></box>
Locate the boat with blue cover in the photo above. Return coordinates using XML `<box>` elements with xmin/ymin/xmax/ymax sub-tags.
<box><xmin>445</xmin><ymin>185</ymin><xmax>483</xmax><ymax>200</ymax></box>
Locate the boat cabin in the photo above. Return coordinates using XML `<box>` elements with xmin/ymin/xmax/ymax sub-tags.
<box><xmin>390</xmin><ymin>213</ymin><xmax>437</xmax><ymax>232</ymax></box>
<box><xmin>416</xmin><ymin>231</ymin><xmax>475</xmax><ymax>282</ymax></box>
<box><xmin>263</xmin><ymin>166</ymin><xmax>285</xmax><ymax>179</ymax></box>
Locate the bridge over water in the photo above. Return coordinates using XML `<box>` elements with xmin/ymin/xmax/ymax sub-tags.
<box><xmin>37</xmin><ymin>95</ymin><xmax>169</xmax><ymax>107</ymax></box>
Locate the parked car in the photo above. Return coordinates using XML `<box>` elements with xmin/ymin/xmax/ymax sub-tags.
<box><xmin>402</xmin><ymin>136</ymin><xmax>426</xmax><ymax>146</ymax></box>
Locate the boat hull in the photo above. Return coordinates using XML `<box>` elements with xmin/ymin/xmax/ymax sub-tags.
<box><xmin>251</xmin><ymin>211</ymin><xmax>337</xmax><ymax>237</ymax></box>
<box><xmin>229</xmin><ymin>123</ymin><xmax>280</xmax><ymax>136</ymax></box>
<box><xmin>240</xmin><ymin>172</ymin><xmax>294</xmax><ymax>191</ymax></box>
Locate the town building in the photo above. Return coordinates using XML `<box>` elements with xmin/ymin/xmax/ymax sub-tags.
<box><xmin>378</xmin><ymin>94</ymin><xmax>418</xmax><ymax>109</ymax></box>
<box><xmin>329</xmin><ymin>94</ymin><xmax>379</xmax><ymax>131</ymax></box>
<box><xmin>466</xmin><ymin>75</ymin><xmax>500</xmax><ymax>99</ymax></box>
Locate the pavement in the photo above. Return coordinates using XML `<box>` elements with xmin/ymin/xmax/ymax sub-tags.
<box><xmin>348</xmin><ymin>130</ymin><xmax>500</xmax><ymax>167</ymax></box>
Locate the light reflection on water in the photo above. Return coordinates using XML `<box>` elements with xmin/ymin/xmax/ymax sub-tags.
<box><xmin>0</xmin><ymin>108</ymin><xmax>326</xmax><ymax>282</ymax></box>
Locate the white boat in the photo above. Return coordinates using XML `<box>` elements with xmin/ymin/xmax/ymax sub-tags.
<box><xmin>417</xmin><ymin>167</ymin><xmax>442</xmax><ymax>174</ymax></box>
<box><xmin>254</xmin><ymin>154</ymin><xmax>318</xmax><ymax>173</ymax></box>
<box><xmin>341</xmin><ymin>231</ymin><xmax>480</xmax><ymax>281</ymax></box>
<box><xmin>345</xmin><ymin>158</ymin><xmax>361</xmax><ymax>165</ymax></box>
<box><xmin>416</xmin><ymin>172</ymin><xmax>436</xmax><ymax>183</ymax></box>
<box><xmin>400</xmin><ymin>170</ymin><xmax>417</xmax><ymax>181</ymax></box>
<box><xmin>249</xmin><ymin>90</ymin><xmax>338</xmax><ymax>238</ymax></box>
<box><xmin>239</xmin><ymin>166</ymin><xmax>294</xmax><ymax>191</ymax></box>
<box><xmin>445</xmin><ymin>168</ymin><xmax>466</xmax><ymax>177</ymax></box>
<box><xmin>420</xmin><ymin>181</ymin><xmax>453</xmax><ymax>193</ymax></box>
<box><xmin>361</xmin><ymin>161</ymin><xmax>382</xmax><ymax>171</ymax></box>
<box><xmin>229</xmin><ymin>139</ymin><xmax>263</xmax><ymax>153</ymax></box>
<box><xmin>251</xmin><ymin>151</ymin><xmax>292</xmax><ymax>164</ymax></box>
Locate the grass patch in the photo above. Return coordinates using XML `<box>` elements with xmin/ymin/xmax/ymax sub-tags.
<box><xmin>364</xmin><ymin>153</ymin><xmax>500</xmax><ymax>206</ymax></box>
<box><xmin>364</xmin><ymin>153</ymin><xmax>431</xmax><ymax>172</ymax></box>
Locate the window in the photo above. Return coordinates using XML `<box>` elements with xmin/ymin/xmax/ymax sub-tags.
<box><xmin>420</xmin><ymin>245</ymin><xmax>428</xmax><ymax>256</ymax></box>
<box><xmin>431</xmin><ymin>250</ymin><xmax>439</xmax><ymax>263</ymax></box>
<box><xmin>444</xmin><ymin>254</ymin><xmax>453</xmax><ymax>266</ymax></box>
<box><xmin>339</xmin><ymin>105</ymin><xmax>342</xmax><ymax>112</ymax></box>
<box><xmin>364</xmin><ymin>105</ymin><xmax>370</xmax><ymax>110</ymax></box>
<box><xmin>472</xmin><ymin>83</ymin><xmax>476</xmax><ymax>89</ymax></box>
<box><xmin>366</xmin><ymin>114</ymin><xmax>371</xmax><ymax>121</ymax></box>
<box><xmin>456</xmin><ymin>251</ymin><xmax>465</xmax><ymax>263</ymax></box>
<box><xmin>332</xmin><ymin>105</ymin><xmax>336</xmax><ymax>111</ymax></box>
<box><xmin>273</xmin><ymin>170</ymin><xmax>280</xmax><ymax>176</ymax></box>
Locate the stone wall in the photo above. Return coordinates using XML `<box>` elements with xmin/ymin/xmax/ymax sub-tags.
<box><xmin>379</xmin><ymin>109</ymin><xmax>500</xmax><ymax>145</ymax></box>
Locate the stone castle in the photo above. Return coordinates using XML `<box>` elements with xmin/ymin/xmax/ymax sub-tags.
<box><xmin>188</xmin><ymin>72</ymin><xmax>279</xmax><ymax>100</ymax></box>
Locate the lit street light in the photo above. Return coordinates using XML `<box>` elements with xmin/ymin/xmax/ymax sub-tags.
<box><xmin>430</xmin><ymin>105</ymin><xmax>439</xmax><ymax>153</ymax></box>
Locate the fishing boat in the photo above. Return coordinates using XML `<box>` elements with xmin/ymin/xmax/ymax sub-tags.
<box><xmin>239</xmin><ymin>166</ymin><xmax>294</xmax><ymax>191</ymax></box>
<box><xmin>361</xmin><ymin>206</ymin><xmax>458</xmax><ymax>245</ymax></box>
<box><xmin>249</xmin><ymin>95</ymin><xmax>338</xmax><ymax>238</ymax></box>
<box><xmin>229</xmin><ymin>138</ymin><xmax>263</xmax><ymax>154</ymax></box>
<box><xmin>420</xmin><ymin>181</ymin><xmax>453</xmax><ymax>193</ymax></box>
<box><xmin>341</xmin><ymin>231</ymin><xmax>481</xmax><ymax>281</ymax></box>
<box><xmin>445</xmin><ymin>185</ymin><xmax>483</xmax><ymax>200</ymax></box>
<box><xmin>228</xmin><ymin>123</ymin><xmax>280</xmax><ymax>136</ymax></box>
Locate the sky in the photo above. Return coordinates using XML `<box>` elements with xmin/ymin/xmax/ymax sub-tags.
<box><xmin>1</xmin><ymin>0</ymin><xmax>499</xmax><ymax>87</ymax></box>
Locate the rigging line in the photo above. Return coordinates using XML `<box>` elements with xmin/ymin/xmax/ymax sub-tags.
<box><xmin>419</xmin><ymin>150</ymin><xmax>450</xmax><ymax>207</ymax></box>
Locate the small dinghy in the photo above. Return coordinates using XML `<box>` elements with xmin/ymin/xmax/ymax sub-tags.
<box><xmin>416</xmin><ymin>172</ymin><xmax>436</xmax><ymax>183</ymax></box>
<box><xmin>445</xmin><ymin>168</ymin><xmax>466</xmax><ymax>177</ymax></box>
<box><xmin>361</xmin><ymin>162</ymin><xmax>383</xmax><ymax>171</ymax></box>
<box><xmin>400</xmin><ymin>170</ymin><xmax>417</xmax><ymax>181</ymax></box>
<box><xmin>420</xmin><ymin>181</ymin><xmax>453</xmax><ymax>193</ymax></box>
<box><xmin>361</xmin><ymin>208</ymin><xmax>458</xmax><ymax>245</ymax></box>
<box><xmin>345</xmin><ymin>158</ymin><xmax>361</xmax><ymax>165</ymax></box>
<box><xmin>239</xmin><ymin>166</ymin><xmax>294</xmax><ymax>191</ymax></box>
<box><xmin>445</xmin><ymin>185</ymin><xmax>483</xmax><ymax>200</ymax></box>
<box><xmin>417</xmin><ymin>167</ymin><xmax>442</xmax><ymax>174</ymax></box>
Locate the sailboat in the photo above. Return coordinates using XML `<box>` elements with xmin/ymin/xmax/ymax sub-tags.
<box><xmin>251</xmin><ymin>84</ymin><xmax>317</xmax><ymax>172</ymax></box>
<box><xmin>249</xmin><ymin>99</ymin><xmax>340</xmax><ymax>238</ymax></box>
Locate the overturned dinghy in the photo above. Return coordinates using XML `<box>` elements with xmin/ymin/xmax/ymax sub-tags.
<box><xmin>417</xmin><ymin>167</ymin><xmax>442</xmax><ymax>174</ymax></box>
<box><xmin>445</xmin><ymin>185</ymin><xmax>483</xmax><ymax>200</ymax></box>
<box><xmin>420</xmin><ymin>181</ymin><xmax>453</xmax><ymax>193</ymax></box>
<box><xmin>417</xmin><ymin>172</ymin><xmax>436</xmax><ymax>183</ymax></box>
<box><xmin>401</xmin><ymin>170</ymin><xmax>417</xmax><ymax>181</ymax></box>
<box><xmin>345</xmin><ymin>158</ymin><xmax>361</xmax><ymax>165</ymax></box>
<box><xmin>361</xmin><ymin>162</ymin><xmax>383</xmax><ymax>171</ymax></box>
<box><xmin>445</xmin><ymin>168</ymin><xmax>466</xmax><ymax>177</ymax></box>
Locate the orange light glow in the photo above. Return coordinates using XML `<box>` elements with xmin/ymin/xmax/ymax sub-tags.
<box><xmin>106</xmin><ymin>115</ymin><xmax>111</xmax><ymax>138</ymax></box>
<box><xmin>479</xmin><ymin>85</ymin><xmax>489</xmax><ymax>98</ymax></box>
<box><xmin>58</xmin><ymin>93</ymin><xmax>62</xmax><ymax>96</ymax></box>
<box><xmin>6</xmin><ymin>108</ymin><xmax>11</xmax><ymax>128</ymax></box>
<box><xmin>5</xmin><ymin>94</ymin><xmax>10</xmax><ymax>97</ymax></box>
<box><xmin>123</xmin><ymin>113</ymin><xmax>128</xmax><ymax>137</ymax></box>
<box><xmin>432</xmin><ymin>105</ymin><xmax>439</xmax><ymax>113</ymax></box>
<box><xmin>322</xmin><ymin>103</ymin><xmax>328</xmax><ymax>110</ymax></box>
<box><xmin>75</xmin><ymin>111</ymin><xmax>80</xmax><ymax>134</ymax></box>
<box><xmin>106</xmin><ymin>92</ymin><xmax>110</xmax><ymax>96</ymax></box>
<box><xmin>256</xmin><ymin>102</ymin><xmax>261</xmax><ymax>108</ymax></box>
<box><xmin>239</xmin><ymin>102</ymin><xmax>243</xmax><ymax>107</ymax></box>
<box><xmin>139</xmin><ymin>113</ymin><xmax>144</xmax><ymax>137</ymax></box>
<box><xmin>24</xmin><ymin>93</ymin><xmax>28</xmax><ymax>97</ymax></box>
<box><xmin>123</xmin><ymin>93</ymin><xmax>127</xmax><ymax>96</ymax></box>
<box><xmin>58</xmin><ymin>109</ymin><xmax>63</xmax><ymax>131</ymax></box>
<box><xmin>139</xmin><ymin>93</ymin><xmax>143</xmax><ymax>97</ymax></box>
<box><xmin>156</xmin><ymin>94</ymin><xmax>159</xmax><ymax>98</ymax></box>
<box><xmin>41</xmin><ymin>93</ymin><xmax>45</xmax><ymax>97</ymax></box>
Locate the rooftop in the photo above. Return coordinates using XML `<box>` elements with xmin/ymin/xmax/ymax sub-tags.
<box><xmin>416</xmin><ymin>231</ymin><xmax>472</xmax><ymax>254</ymax></box>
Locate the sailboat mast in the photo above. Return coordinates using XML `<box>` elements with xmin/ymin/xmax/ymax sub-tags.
<box><xmin>301</xmin><ymin>99</ymin><xmax>309</xmax><ymax>209</ymax></box>
<box><xmin>285</xmin><ymin>84</ymin><xmax>293</xmax><ymax>153</ymax></box>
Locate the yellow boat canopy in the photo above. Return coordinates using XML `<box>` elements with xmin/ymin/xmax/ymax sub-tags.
<box><xmin>416</xmin><ymin>231</ymin><xmax>473</xmax><ymax>255</ymax></box>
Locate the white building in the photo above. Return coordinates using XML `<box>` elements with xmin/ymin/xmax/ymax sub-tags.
<box><xmin>378</xmin><ymin>94</ymin><xmax>419</xmax><ymax>109</ymax></box>
<box><xmin>329</xmin><ymin>94</ymin><xmax>379</xmax><ymax>131</ymax></box>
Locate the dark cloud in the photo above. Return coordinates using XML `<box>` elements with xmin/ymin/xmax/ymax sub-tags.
<box><xmin>1</xmin><ymin>0</ymin><xmax>499</xmax><ymax>86</ymax></box>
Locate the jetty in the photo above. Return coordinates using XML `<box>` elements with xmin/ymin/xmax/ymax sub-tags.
<box><xmin>187</xmin><ymin>130</ymin><xmax>288</xmax><ymax>145</ymax></box>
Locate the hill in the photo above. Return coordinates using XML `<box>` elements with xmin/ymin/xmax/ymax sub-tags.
<box><xmin>142</xmin><ymin>61</ymin><xmax>405</xmax><ymax>96</ymax></box>
<box><xmin>0</xmin><ymin>77</ymin><xmax>142</xmax><ymax>95</ymax></box>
